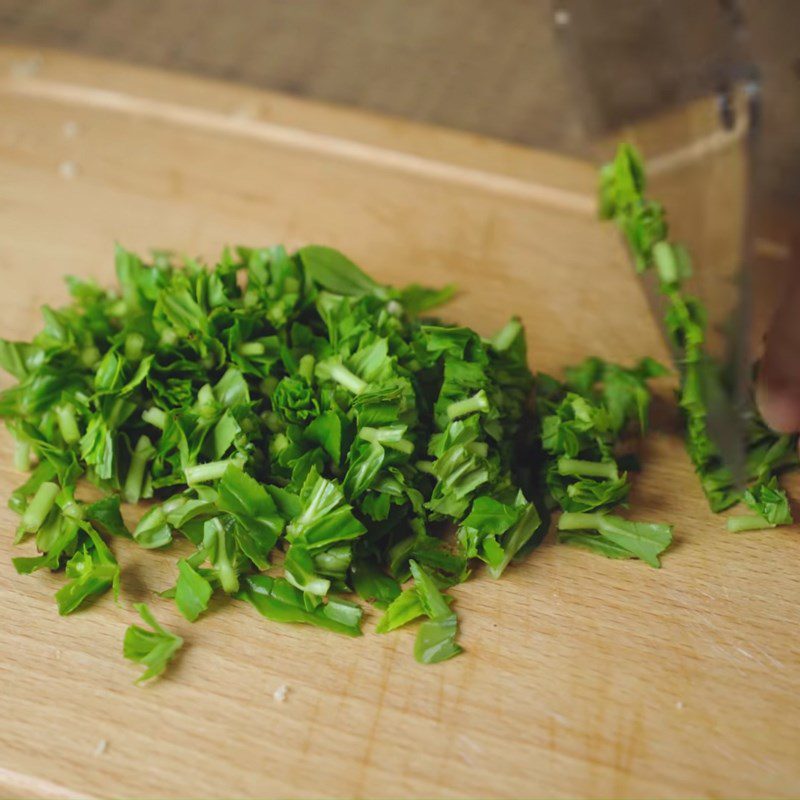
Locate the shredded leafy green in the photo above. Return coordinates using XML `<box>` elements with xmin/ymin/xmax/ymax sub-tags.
<box><xmin>174</xmin><ymin>557</ymin><xmax>213</xmax><ymax>621</ymax></box>
<box><xmin>2</xmin><ymin>243</ymin><xmax>544</xmax><ymax>672</ymax></box>
<box><xmin>5</xmin><ymin>146</ymin><xmax>792</xmax><ymax>680</ymax></box>
<box><xmin>533</xmin><ymin>354</ymin><xmax>673</xmax><ymax>564</ymax></box>
<box><xmin>558</xmin><ymin>512</ymin><xmax>672</xmax><ymax>568</ymax></box>
<box><xmin>727</xmin><ymin>477</ymin><xmax>793</xmax><ymax>532</ymax></box>
<box><xmin>123</xmin><ymin>602</ymin><xmax>184</xmax><ymax>683</ymax></box>
<box><xmin>408</xmin><ymin>559</ymin><xmax>462</xmax><ymax>663</ymax></box>
<box><xmin>238</xmin><ymin>574</ymin><xmax>363</xmax><ymax>637</ymax></box>
<box><xmin>599</xmin><ymin>143</ymin><xmax>797</xmax><ymax>526</ymax></box>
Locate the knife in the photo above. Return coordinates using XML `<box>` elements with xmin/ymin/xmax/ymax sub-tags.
<box><xmin>553</xmin><ymin>0</ymin><xmax>761</xmax><ymax>483</ymax></box>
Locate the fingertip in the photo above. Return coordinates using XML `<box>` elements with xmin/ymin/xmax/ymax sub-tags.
<box><xmin>755</xmin><ymin>376</ymin><xmax>800</xmax><ymax>433</ymax></box>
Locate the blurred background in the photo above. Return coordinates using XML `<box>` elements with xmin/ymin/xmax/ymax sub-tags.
<box><xmin>2</xmin><ymin>0</ymin><xmax>798</xmax><ymax>207</ymax></box>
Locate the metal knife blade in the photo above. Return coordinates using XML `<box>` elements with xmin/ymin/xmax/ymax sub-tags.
<box><xmin>553</xmin><ymin>0</ymin><xmax>761</xmax><ymax>482</ymax></box>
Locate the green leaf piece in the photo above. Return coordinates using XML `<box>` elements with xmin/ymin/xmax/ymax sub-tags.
<box><xmin>238</xmin><ymin>575</ymin><xmax>362</xmax><ymax>637</ymax></box>
<box><xmin>558</xmin><ymin>512</ymin><xmax>672</xmax><ymax>568</ymax></box>
<box><xmin>175</xmin><ymin>558</ymin><xmax>213</xmax><ymax>621</ymax></box>
<box><xmin>123</xmin><ymin>603</ymin><xmax>184</xmax><ymax>683</ymax></box>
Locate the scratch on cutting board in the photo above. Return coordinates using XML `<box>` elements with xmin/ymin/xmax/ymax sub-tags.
<box><xmin>686</xmin><ymin>614</ymin><xmax>750</xmax><ymax>677</ymax></box>
<box><xmin>750</xmin><ymin>641</ymin><xmax>786</xmax><ymax>670</ymax></box>
<box><xmin>0</xmin><ymin>766</ymin><xmax>95</xmax><ymax>800</ymax></box>
<box><xmin>456</xmin><ymin>733</ymin><xmax>483</xmax><ymax>766</ymax></box>
<box><xmin>755</xmin><ymin>238</ymin><xmax>791</xmax><ymax>261</ymax></box>
<box><xmin>736</xmin><ymin>646</ymin><xmax>756</xmax><ymax>662</ymax></box>
<box><xmin>710</xmin><ymin>740</ymin><xmax>736</xmax><ymax>763</ymax></box>
<box><xmin>704</xmin><ymin>638</ymin><xmax>748</xmax><ymax>678</ymax></box>
<box><xmin>231</xmin><ymin>100</ymin><xmax>261</xmax><ymax>121</ymax></box>
<box><xmin>734</xmin><ymin>645</ymin><xmax>777</xmax><ymax>670</ymax></box>
<box><xmin>297</xmin><ymin>692</ymin><xmax>321</xmax><ymax>757</ymax></box>
<box><xmin>332</xmin><ymin>651</ymin><xmax>358</xmax><ymax>718</ymax></box>
<box><xmin>434</xmin><ymin>669</ymin><xmax>446</xmax><ymax>723</ymax></box>
<box><xmin>734</xmin><ymin>644</ymin><xmax>785</xmax><ymax>671</ymax></box>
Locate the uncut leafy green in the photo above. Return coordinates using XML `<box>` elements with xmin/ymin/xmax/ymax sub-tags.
<box><xmin>1</xmin><ymin>243</ymin><xmax>543</xmax><ymax>669</ymax></box>
<box><xmin>600</xmin><ymin>143</ymin><xmax>798</xmax><ymax>528</ymax></box>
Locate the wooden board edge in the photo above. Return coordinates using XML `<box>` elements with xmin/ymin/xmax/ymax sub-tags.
<box><xmin>0</xmin><ymin>44</ymin><xmax>596</xmax><ymax>215</ymax></box>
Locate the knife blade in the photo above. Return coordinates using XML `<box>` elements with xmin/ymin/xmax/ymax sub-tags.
<box><xmin>553</xmin><ymin>0</ymin><xmax>761</xmax><ymax>482</ymax></box>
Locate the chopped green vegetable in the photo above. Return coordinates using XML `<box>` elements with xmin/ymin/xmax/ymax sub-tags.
<box><xmin>5</xmin><ymin>157</ymin><xmax>792</xmax><ymax>681</ymax></box>
<box><xmin>533</xmin><ymin>350</ymin><xmax>672</xmax><ymax>566</ymax></box>
<box><xmin>376</xmin><ymin>587</ymin><xmax>431</xmax><ymax>633</ymax></box>
<box><xmin>558</xmin><ymin>512</ymin><xmax>673</xmax><ymax>568</ymax></box>
<box><xmin>20</xmin><ymin>481</ymin><xmax>59</xmax><ymax>534</ymax></box>
<box><xmin>123</xmin><ymin>602</ymin><xmax>184</xmax><ymax>683</ymax></box>
<box><xmin>409</xmin><ymin>560</ymin><xmax>462</xmax><ymax>664</ymax></box>
<box><xmin>55</xmin><ymin>527</ymin><xmax>120</xmax><ymax>614</ymax></box>
<box><xmin>238</xmin><ymin>574</ymin><xmax>363</xmax><ymax>637</ymax></box>
<box><xmin>175</xmin><ymin>558</ymin><xmax>213</xmax><ymax>621</ymax></box>
<box><xmin>599</xmin><ymin>143</ymin><xmax>797</xmax><ymax>521</ymax></box>
<box><xmin>726</xmin><ymin>477</ymin><xmax>793</xmax><ymax>532</ymax></box>
<box><xmin>351</xmin><ymin>560</ymin><xmax>401</xmax><ymax>609</ymax></box>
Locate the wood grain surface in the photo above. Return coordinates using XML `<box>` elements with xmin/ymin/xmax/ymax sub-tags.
<box><xmin>0</xmin><ymin>47</ymin><xmax>798</xmax><ymax>800</ymax></box>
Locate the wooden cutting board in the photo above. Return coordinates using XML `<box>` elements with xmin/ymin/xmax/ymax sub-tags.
<box><xmin>0</xmin><ymin>46</ymin><xmax>798</xmax><ymax>800</ymax></box>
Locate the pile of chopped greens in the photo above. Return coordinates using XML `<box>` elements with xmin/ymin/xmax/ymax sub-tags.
<box><xmin>599</xmin><ymin>144</ymin><xmax>798</xmax><ymax>530</ymax></box>
<box><xmin>1</xmin><ymin>242</ymin><xmax>552</xmax><ymax>676</ymax></box>
<box><xmin>0</xmin><ymin>146</ymin><xmax>791</xmax><ymax>682</ymax></box>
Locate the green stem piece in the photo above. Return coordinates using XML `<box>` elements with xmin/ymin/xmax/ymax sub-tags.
<box><xmin>557</xmin><ymin>512</ymin><xmax>603</xmax><ymax>532</ymax></box>
<box><xmin>726</xmin><ymin>514</ymin><xmax>772</xmax><ymax>533</ymax></box>
<box><xmin>557</xmin><ymin>457</ymin><xmax>619</xmax><ymax>480</ymax></box>
<box><xmin>21</xmin><ymin>482</ymin><xmax>60</xmax><ymax>533</ymax></box>
<box><xmin>55</xmin><ymin>404</ymin><xmax>81</xmax><ymax>444</ymax></box>
<box><xmin>447</xmin><ymin>389</ymin><xmax>490</xmax><ymax>420</ymax></box>
<box><xmin>142</xmin><ymin>407</ymin><xmax>167</xmax><ymax>430</ymax></box>
<box><xmin>123</xmin><ymin>435</ymin><xmax>155</xmax><ymax>503</ymax></box>
<box><xmin>328</xmin><ymin>363</ymin><xmax>366</xmax><ymax>395</ymax></box>
<box><xmin>184</xmin><ymin>456</ymin><xmax>243</xmax><ymax>485</ymax></box>
<box><xmin>13</xmin><ymin>439</ymin><xmax>30</xmax><ymax>472</ymax></box>
<box><xmin>490</xmin><ymin>317</ymin><xmax>522</xmax><ymax>352</ymax></box>
<box><xmin>239</xmin><ymin>341</ymin><xmax>265</xmax><ymax>357</ymax></box>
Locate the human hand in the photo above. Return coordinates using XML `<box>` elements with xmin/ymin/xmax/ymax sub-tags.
<box><xmin>756</xmin><ymin>266</ymin><xmax>800</xmax><ymax>433</ymax></box>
